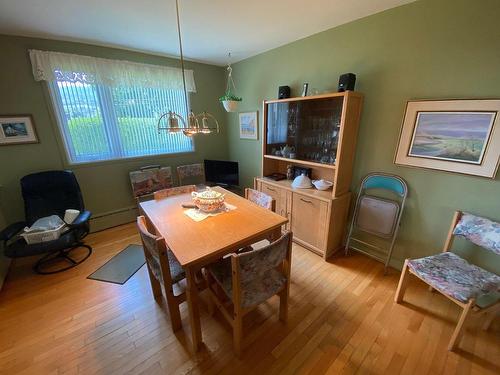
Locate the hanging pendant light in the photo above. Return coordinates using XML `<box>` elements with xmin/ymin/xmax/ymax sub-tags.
<box><xmin>158</xmin><ymin>0</ymin><xmax>219</xmax><ymax>136</ymax></box>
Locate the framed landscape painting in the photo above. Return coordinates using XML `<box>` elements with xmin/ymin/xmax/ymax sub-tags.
<box><xmin>0</xmin><ymin>115</ymin><xmax>38</xmax><ymax>145</ymax></box>
<box><xmin>239</xmin><ymin>111</ymin><xmax>258</xmax><ymax>140</ymax></box>
<box><xmin>395</xmin><ymin>99</ymin><xmax>500</xmax><ymax>178</ymax></box>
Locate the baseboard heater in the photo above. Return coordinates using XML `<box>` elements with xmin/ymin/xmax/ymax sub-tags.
<box><xmin>89</xmin><ymin>205</ymin><xmax>138</xmax><ymax>232</ymax></box>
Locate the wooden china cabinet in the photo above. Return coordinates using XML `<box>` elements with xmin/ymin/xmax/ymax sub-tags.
<box><xmin>254</xmin><ymin>91</ymin><xmax>363</xmax><ymax>259</ymax></box>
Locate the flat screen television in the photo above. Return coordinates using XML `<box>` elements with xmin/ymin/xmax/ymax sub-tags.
<box><xmin>204</xmin><ymin>160</ymin><xmax>239</xmax><ymax>187</ymax></box>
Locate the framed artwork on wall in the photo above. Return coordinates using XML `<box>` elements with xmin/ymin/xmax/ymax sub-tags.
<box><xmin>239</xmin><ymin>111</ymin><xmax>258</xmax><ymax>140</ymax></box>
<box><xmin>0</xmin><ymin>115</ymin><xmax>38</xmax><ymax>146</ymax></box>
<box><xmin>395</xmin><ymin>99</ymin><xmax>500</xmax><ymax>178</ymax></box>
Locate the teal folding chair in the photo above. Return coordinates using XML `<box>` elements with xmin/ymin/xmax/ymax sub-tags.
<box><xmin>345</xmin><ymin>173</ymin><xmax>408</xmax><ymax>272</ymax></box>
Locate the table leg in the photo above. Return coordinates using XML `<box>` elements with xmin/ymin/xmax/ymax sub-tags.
<box><xmin>185</xmin><ymin>266</ymin><xmax>202</xmax><ymax>352</ymax></box>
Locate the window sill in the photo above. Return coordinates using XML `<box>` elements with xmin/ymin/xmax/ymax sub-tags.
<box><xmin>65</xmin><ymin>150</ymin><xmax>196</xmax><ymax>169</ymax></box>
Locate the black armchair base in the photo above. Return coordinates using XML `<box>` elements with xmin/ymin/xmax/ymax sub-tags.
<box><xmin>34</xmin><ymin>242</ymin><xmax>92</xmax><ymax>274</ymax></box>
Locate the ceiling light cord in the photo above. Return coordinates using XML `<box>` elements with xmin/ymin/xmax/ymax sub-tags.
<box><xmin>175</xmin><ymin>0</ymin><xmax>189</xmax><ymax>116</ymax></box>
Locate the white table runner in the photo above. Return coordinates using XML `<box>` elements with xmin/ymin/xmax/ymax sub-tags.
<box><xmin>183</xmin><ymin>203</ymin><xmax>237</xmax><ymax>222</ymax></box>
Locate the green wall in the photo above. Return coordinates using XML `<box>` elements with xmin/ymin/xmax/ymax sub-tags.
<box><xmin>0</xmin><ymin>35</ymin><xmax>227</xmax><ymax>231</ymax></box>
<box><xmin>226</xmin><ymin>0</ymin><xmax>500</xmax><ymax>271</ymax></box>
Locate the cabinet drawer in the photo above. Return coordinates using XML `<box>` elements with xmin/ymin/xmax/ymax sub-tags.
<box><xmin>260</xmin><ymin>182</ymin><xmax>280</xmax><ymax>202</ymax></box>
<box><xmin>291</xmin><ymin>193</ymin><xmax>328</xmax><ymax>253</ymax></box>
<box><xmin>258</xmin><ymin>181</ymin><xmax>291</xmax><ymax>229</ymax></box>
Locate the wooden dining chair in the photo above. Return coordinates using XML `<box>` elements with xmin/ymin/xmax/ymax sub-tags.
<box><xmin>240</xmin><ymin>188</ymin><xmax>276</xmax><ymax>252</ymax></box>
<box><xmin>137</xmin><ymin>215</ymin><xmax>186</xmax><ymax>331</ymax></box>
<box><xmin>204</xmin><ymin>231</ymin><xmax>293</xmax><ymax>357</ymax></box>
<box><xmin>245</xmin><ymin>188</ymin><xmax>275</xmax><ymax>211</ymax></box>
<box><xmin>129</xmin><ymin>165</ymin><xmax>173</xmax><ymax>202</ymax></box>
<box><xmin>154</xmin><ymin>185</ymin><xmax>196</xmax><ymax>200</ymax></box>
<box><xmin>177</xmin><ymin>163</ymin><xmax>205</xmax><ymax>187</ymax></box>
<box><xmin>395</xmin><ymin>210</ymin><xmax>500</xmax><ymax>351</ymax></box>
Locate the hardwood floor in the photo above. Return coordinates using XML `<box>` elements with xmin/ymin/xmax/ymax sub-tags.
<box><xmin>0</xmin><ymin>223</ymin><xmax>498</xmax><ymax>374</ymax></box>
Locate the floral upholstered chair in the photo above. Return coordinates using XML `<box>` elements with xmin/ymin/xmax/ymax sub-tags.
<box><xmin>240</xmin><ymin>188</ymin><xmax>276</xmax><ymax>252</ymax></box>
<box><xmin>129</xmin><ymin>165</ymin><xmax>173</xmax><ymax>202</ymax></box>
<box><xmin>204</xmin><ymin>231</ymin><xmax>293</xmax><ymax>357</ymax></box>
<box><xmin>137</xmin><ymin>216</ymin><xmax>186</xmax><ymax>331</ymax></box>
<box><xmin>176</xmin><ymin>163</ymin><xmax>205</xmax><ymax>187</ymax></box>
<box><xmin>154</xmin><ymin>185</ymin><xmax>196</xmax><ymax>200</ymax></box>
<box><xmin>245</xmin><ymin>188</ymin><xmax>275</xmax><ymax>211</ymax></box>
<box><xmin>395</xmin><ymin>211</ymin><xmax>500</xmax><ymax>351</ymax></box>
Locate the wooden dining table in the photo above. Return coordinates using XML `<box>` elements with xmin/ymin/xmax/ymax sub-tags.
<box><xmin>139</xmin><ymin>186</ymin><xmax>288</xmax><ymax>351</ymax></box>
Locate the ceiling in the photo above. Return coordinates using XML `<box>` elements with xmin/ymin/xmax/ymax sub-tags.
<box><xmin>0</xmin><ymin>0</ymin><xmax>415</xmax><ymax>65</ymax></box>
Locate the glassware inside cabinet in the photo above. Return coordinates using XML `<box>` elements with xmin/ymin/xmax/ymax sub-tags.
<box><xmin>265</xmin><ymin>96</ymin><xmax>343</xmax><ymax>165</ymax></box>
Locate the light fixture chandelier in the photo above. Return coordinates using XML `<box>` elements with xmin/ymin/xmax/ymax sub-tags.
<box><xmin>158</xmin><ymin>0</ymin><xmax>219</xmax><ymax>137</ymax></box>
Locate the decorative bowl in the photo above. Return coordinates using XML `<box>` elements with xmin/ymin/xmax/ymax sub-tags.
<box><xmin>312</xmin><ymin>179</ymin><xmax>333</xmax><ymax>191</ymax></box>
<box><xmin>191</xmin><ymin>188</ymin><xmax>225</xmax><ymax>213</ymax></box>
<box><xmin>291</xmin><ymin>173</ymin><xmax>313</xmax><ymax>189</ymax></box>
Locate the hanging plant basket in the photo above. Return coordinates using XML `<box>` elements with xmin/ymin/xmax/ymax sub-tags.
<box><xmin>219</xmin><ymin>92</ymin><xmax>242</xmax><ymax>112</ymax></box>
<box><xmin>220</xmin><ymin>57</ymin><xmax>242</xmax><ymax>113</ymax></box>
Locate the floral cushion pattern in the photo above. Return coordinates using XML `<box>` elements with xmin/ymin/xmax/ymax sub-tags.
<box><xmin>166</xmin><ymin>249</ymin><xmax>185</xmax><ymax>284</ymax></box>
<box><xmin>177</xmin><ymin>163</ymin><xmax>204</xmax><ymax>178</ymax></box>
<box><xmin>408</xmin><ymin>252</ymin><xmax>500</xmax><ymax>303</ymax></box>
<box><xmin>453</xmin><ymin>212</ymin><xmax>500</xmax><ymax>255</ymax></box>
<box><xmin>208</xmin><ymin>231</ymin><xmax>291</xmax><ymax>308</ymax></box>
<box><xmin>238</xmin><ymin>233</ymin><xmax>289</xmax><ymax>283</ymax></box>
<box><xmin>177</xmin><ymin>163</ymin><xmax>205</xmax><ymax>186</ymax></box>
<box><xmin>208</xmin><ymin>257</ymin><xmax>286</xmax><ymax>308</ymax></box>
<box><xmin>154</xmin><ymin>185</ymin><xmax>196</xmax><ymax>200</ymax></box>
<box><xmin>247</xmin><ymin>188</ymin><xmax>274</xmax><ymax>210</ymax></box>
<box><xmin>138</xmin><ymin>218</ymin><xmax>185</xmax><ymax>284</ymax></box>
<box><xmin>129</xmin><ymin>167</ymin><xmax>173</xmax><ymax>198</ymax></box>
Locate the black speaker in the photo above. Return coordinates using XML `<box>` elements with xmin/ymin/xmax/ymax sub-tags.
<box><xmin>338</xmin><ymin>73</ymin><xmax>356</xmax><ymax>92</ymax></box>
<box><xmin>278</xmin><ymin>85</ymin><xmax>290</xmax><ymax>99</ymax></box>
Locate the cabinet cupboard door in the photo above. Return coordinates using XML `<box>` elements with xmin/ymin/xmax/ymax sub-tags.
<box><xmin>292</xmin><ymin>193</ymin><xmax>328</xmax><ymax>253</ymax></box>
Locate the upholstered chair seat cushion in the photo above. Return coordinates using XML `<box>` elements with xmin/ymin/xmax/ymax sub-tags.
<box><xmin>147</xmin><ymin>249</ymin><xmax>184</xmax><ymax>284</ymax></box>
<box><xmin>167</xmin><ymin>249</ymin><xmax>185</xmax><ymax>284</ymax></box>
<box><xmin>208</xmin><ymin>257</ymin><xmax>286</xmax><ymax>308</ymax></box>
<box><xmin>408</xmin><ymin>252</ymin><xmax>500</xmax><ymax>303</ymax></box>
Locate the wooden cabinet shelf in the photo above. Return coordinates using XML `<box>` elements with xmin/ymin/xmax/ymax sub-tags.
<box><xmin>257</xmin><ymin>91</ymin><xmax>364</xmax><ymax>259</ymax></box>
<box><xmin>257</xmin><ymin>177</ymin><xmax>333</xmax><ymax>202</ymax></box>
<box><xmin>263</xmin><ymin>155</ymin><xmax>336</xmax><ymax>170</ymax></box>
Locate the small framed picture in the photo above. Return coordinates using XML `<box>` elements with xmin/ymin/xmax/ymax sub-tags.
<box><xmin>0</xmin><ymin>115</ymin><xmax>38</xmax><ymax>146</ymax></box>
<box><xmin>395</xmin><ymin>99</ymin><xmax>500</xmax><ymax>178</ymax></box>
<box><xmin>239</xmin><ymin>111</ymin><xmax>258</xmax><ymax>140</ymax></box>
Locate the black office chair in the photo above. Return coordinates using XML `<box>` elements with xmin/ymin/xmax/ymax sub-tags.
<box><xmin>0</xmin><ymin>170</ymin><xmax>92</xmax><ymax>274</ymax></box>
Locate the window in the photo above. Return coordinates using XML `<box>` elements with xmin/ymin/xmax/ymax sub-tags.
<box><xmin>49</xmin><ymin>77</ymin><xmax>193</xmax><ymax>163</ymax></box>
<box><xmin>29</xmin><ymin>49</ymin><xmax>197</xmax><ymax>164</ymax></box>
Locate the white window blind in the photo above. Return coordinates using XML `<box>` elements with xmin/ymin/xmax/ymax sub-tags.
<box><xmin>30</xmin><ymin>50</ymin><xmax>195</xmax><ymax>164</ymax></box>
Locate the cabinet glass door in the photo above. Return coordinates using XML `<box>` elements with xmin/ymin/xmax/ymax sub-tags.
<box><xmin>265</xmin><ymin>97</ymin><xmax>343</xmax><ymax>165</ymax></box>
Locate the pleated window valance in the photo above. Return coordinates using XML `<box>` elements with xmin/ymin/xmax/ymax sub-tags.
<box><xmin>28</xmin><ymin>49</ymin><xmax>197</xmax><ymax>92</ymax></box>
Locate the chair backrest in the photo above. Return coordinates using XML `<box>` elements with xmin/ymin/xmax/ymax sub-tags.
<box><xmin>452</xmin><ymin>211</ymin><xmax>500</xmax><ymax>255</ymax></box>
<box><xmin>354</xmin><ymin>173</ymin><xmax>408</xmax><ymax>238</ymax></box>
<box><xmin>361</xmin><ymin>173</ymin><xmax>407</xmax><ymax>197</ymax></box>
<box><xmin>177</xmin><ymin>163</ymin><xmax>205</xmax><ymax>186</ymax></box>
<box><xmin>129</xmin><ymin>166</ymin><xmax>173</xmax><ymax>198</ymax></box>
<box><xmin>154</xmin><ymin>185</ymin><xmax>196</xmax><ymax>200</ymax></box>
<box><xmin>245</xmin><ymin>188</ymin><xmax>275</xmax><ymax>211</ymax></box>
<box><xmin>137</xmin><ymin>216</ymin><xmax>172</xmax><ymax>285</ymax></box>
<box><xmin>232</xmin><ymin>231</ymin><xmax>292</xmax><ymax>284</ymax></box>
<box><xmin>21</xmin><ymin>170</ymin><xmax>85</xmax><ymax>225</ymax></box>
